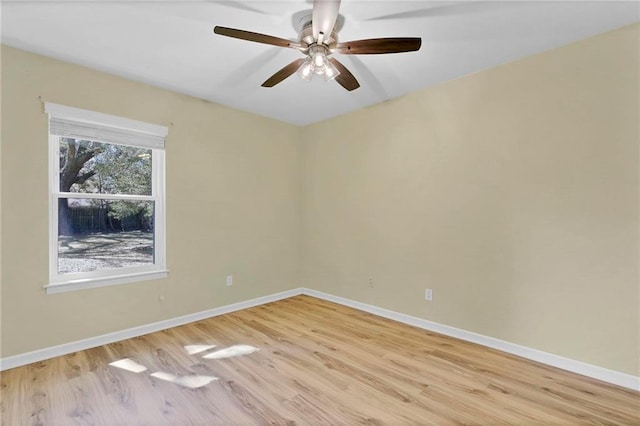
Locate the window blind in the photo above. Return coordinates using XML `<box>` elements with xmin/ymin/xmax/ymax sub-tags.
<box><xmin>45</xmin><ymin>102</ymin><xmax>167</xmax><ymax>150</ymax></box>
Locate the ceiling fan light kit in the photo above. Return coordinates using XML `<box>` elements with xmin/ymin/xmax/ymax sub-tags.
<box><xmin>298</xmin><ymin>43</ymin><xmax>341</xmax><ymax>82</ymax></box>
<box><xmin>213</xmin><ymin>0</ymin><xmax>421</xmax><ymax>91</ymax></box>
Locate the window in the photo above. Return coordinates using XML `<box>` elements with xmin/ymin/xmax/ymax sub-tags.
<box><xmin>45</xmin><ymin>103</ymin><xmax>168</xmax><ymax>294</ymax></box>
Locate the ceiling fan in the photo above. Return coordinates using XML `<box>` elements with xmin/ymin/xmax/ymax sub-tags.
<box><xmin>213</xmin><ymin>0</ymin><xmax>422</xmax><ymax>91</ymax></box>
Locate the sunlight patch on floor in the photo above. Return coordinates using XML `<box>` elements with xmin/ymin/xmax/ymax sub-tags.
<box><xmin>202</xmin><ymin>344</ymin><xmax>259</xmax><ymax>360</ymax></box>
<box><xmin>150</xmin><ymin>371</ymin><xmax>218</xmax><ymax>389</ymax></box>
<box><xmin>108</xmin><ymin>358</ymin><xmax>148</xmax><ymax>373</ymax></box>
<box><xmin>184</xmin><ymin>344</ymin><xmax>216</xmax><ymax>355</ymax></box>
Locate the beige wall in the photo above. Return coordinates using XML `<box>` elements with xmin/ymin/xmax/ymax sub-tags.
<box><xmin>0</xmin><ymin>45</ymin><xmax>3</xmax><ymax>359</ymax></box>
<box><xmin>0</xmin><ymin>46</ymin><xmax>301</xmax><ymax>357</ymax></box>
<box><xmin>301</xmin><ymin>24</ymin><xmax>639</xmax><ymax>376</ymax></box>
<box><xmin>1</xmin><ymin>24</ymin><xmax>638</xmax><ymax>377</ymax></box>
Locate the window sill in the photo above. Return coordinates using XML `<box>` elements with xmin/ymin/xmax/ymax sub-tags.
<box><xmin>45</xmin><ymin>270</ymin><xmax>169</xmax><ymax>295</ymax></box>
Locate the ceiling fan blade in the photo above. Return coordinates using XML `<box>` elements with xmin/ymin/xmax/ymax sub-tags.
<box><xmin>312</xmin><ymin>0</ymin><xmax>341</xmax><ymax>41</ymax></box>
<box><xmin>335</xmin><ymin>38</ymin><xmax>422</xmax><ymax>55</ymax></box>
<box><xmin>366</xmin><ymin>9</ymin><xmax>450</xmax><ymax>22</ymax></box>
<box><xmin>364</xmin><ymin>2</ymin><xmax>519</xmax><ymax>21</ymax></box>
<box><xmin>328</xmin><ymin>58</ymin><xmax>360</xmax><ymax>91</ymax></box>
<box><xmin>341</xmin><ymin>56</ymin><xmax>388</xmax><ymax>99</ymax></box>
<box><xmin>261</xmin><ymin>58</ymin><xmax>307</xmax><ymax>87</ymax></box>
<box><xmin>221</xmin><ymin>47</ymin><xmax>283</xmax><ymax>87</ymax></box>
<box><xmin>214</xmin><ymin>26</ymin><xmax>305</xmax><ymax>49</ymax></box>
<box><xmin>216</xmin><ymin>1</ymin><xmax>272</xmax><ymax>16</ymax></box>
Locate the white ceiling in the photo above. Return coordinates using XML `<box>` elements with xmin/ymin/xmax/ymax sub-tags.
<box><xmin>2</xmin><ymin>1</ymin><xmax>638</xmax><ymax>126</ymax></box>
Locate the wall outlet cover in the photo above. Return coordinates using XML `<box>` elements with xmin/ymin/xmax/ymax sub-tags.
<box><xmin>425</xmin><ymin>289</ymin><xmax>433</xmax><ymax>301</ymax></box>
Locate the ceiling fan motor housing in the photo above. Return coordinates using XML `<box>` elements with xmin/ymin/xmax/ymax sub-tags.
<box><xmin>299</xmin><ymin>21</ymin><xmax>337</xmax><ymax>47</ymax></box>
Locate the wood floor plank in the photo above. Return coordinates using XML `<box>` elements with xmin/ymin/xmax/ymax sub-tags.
<box><xmin>2</xmin><ymin>295</ymin><xmax>638</xmax><ymax>425</ymax></box>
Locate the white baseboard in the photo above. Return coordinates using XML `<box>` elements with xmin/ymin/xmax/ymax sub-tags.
<box><xmin>2</xmin><ymin>286</ymin><xmax>638</xmax><ymax>391</ymax></box>
<box><xmin>0</xmin><ymin>288</ymin><xmax>303</xmax><ymax>371</ymax></box>
<box><xmin>301</xmin><ymin>288</ymin><xmax>640</xmax><ymax>392</ymax></box>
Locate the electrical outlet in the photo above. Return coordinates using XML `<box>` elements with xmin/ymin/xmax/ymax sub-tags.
<box><xmin>226</xmin><ymin>275</ymin><xmax>233</xmax><ymax>286</ymax></box>
<box><xmin>425</xmin><ymin>289</ymin><xmax>433</xmax><ymax>301</ymax></box>
<box><xmin>368</xmin><ymin>277</ymin><xmax>374</xmax><ymax>288</ymax></box>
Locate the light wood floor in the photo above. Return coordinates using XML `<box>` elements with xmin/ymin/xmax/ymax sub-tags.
<box><xmin>1</xmin><ymin>295</ymin><xmax>639</xmax><ymax>425</ymax></box>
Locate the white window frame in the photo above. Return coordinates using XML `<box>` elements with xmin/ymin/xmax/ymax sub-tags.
<box><xmin>44</xmin><ymin>103</ymin><xmax>168</xmax><ymax>294</ymax></box>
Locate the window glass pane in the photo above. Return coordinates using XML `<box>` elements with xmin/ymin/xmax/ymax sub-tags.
<box><xmin>59</xmin><ymin>138</ymin><xmax>152</xmax><ymax>196</ymax></box>
<box><xmin>58</xmin><ymin>198</ymin><xmax>154</xmax><ymax>274</ymax></box>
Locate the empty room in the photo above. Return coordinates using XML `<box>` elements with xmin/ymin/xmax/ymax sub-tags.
<box><xmin>1</xmin><ymin>0</ymin><xmax>639</xmax><ymax>424</ymax></box>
